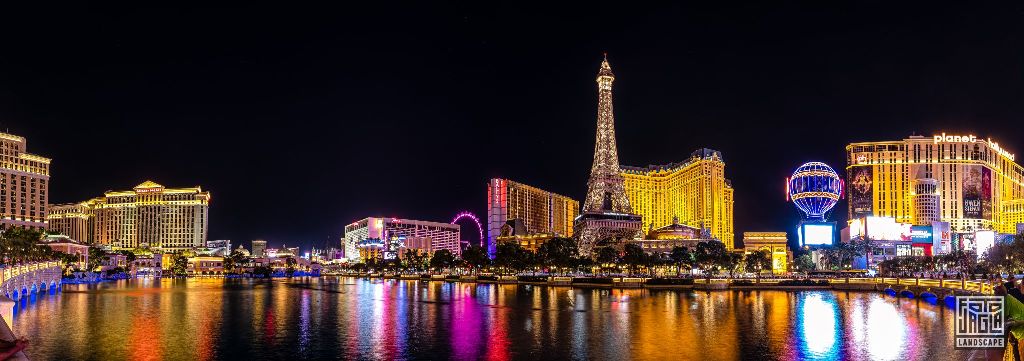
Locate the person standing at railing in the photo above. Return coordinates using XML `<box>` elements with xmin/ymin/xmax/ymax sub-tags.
<box><xmin>996</xmin><ymin>282</ymin><xmax>1024</xmax><ymax>361</ymax></box>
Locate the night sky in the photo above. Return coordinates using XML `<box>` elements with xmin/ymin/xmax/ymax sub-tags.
<box><xmin>1</xmin><ymin>3</ymin><xmax>1021</xmax><ymax>251</ymax></box>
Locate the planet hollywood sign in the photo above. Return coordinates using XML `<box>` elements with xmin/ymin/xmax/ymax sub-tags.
<box><xmin>933</xmin><ymin>133</ymin><xmax>1015</xmax><ymax>161</ymax></box>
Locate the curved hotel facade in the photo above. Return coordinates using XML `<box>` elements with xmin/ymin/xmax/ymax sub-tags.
<box><xmin>621</xmin><ymin>149</ymin><xmax>735</xmax><ymax>248</ymax></box>
<box><xmin>846</xmin><ymin>133</ymin><xmax>1024</xmax><ymax>234</ymax></box>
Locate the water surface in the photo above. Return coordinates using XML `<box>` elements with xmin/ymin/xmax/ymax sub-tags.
<box><xmin>13</xmin><ymin>277</ymin><xmax>971</xmax><ymax>360</ymax></box>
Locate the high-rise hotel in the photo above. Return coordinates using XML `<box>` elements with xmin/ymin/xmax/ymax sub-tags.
<box><xmin>47</xmin><ymin>181</ymin><xmax>211</xmax><ymax>251</ymax></box>
<box><xmin>0</xmin><ymin>132</ymin><xmax>50</xmax><ymax>230</ymax></box>
<box><xmin>487</xmin><ymin>178</ymin><xmax>579</xmax><ymax>256</ymax></box>
<box><xmin>621</xmin><ymin>148</ymin><xmax>736</xmax><ymax>248</ymax></box>
<box><xmin>846</xmin><ymin>133</ymin><xmax>1024</xmax><ymax>234</ymax></box>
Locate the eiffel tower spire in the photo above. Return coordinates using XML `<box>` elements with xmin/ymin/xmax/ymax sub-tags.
<box><xmin>574</xmin><ymin>54</ymin><xmax>643</xmax><ymax>256</ymax></box>
<box><xmin>583</xmin><ymin>54</ymin><xmax>632</xmax><ymax>213</ymax></box>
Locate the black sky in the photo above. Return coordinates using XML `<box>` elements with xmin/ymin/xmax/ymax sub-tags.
<box><xmin>1</xmin><ymin>3</ymin><xmax>1022</xmax><ymax>251</ymax></box>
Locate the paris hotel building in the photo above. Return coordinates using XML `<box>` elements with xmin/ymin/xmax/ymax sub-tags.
<box><xmin>846</xmin><ymin>133</ymin><xmax>1024</xmax><ymax>234</ymax></box>
<box><xmin>620</xmin><ymin>148</ymin><xmax>735</xmax><ymax>249</ymax></box>
<box><xmin>47</xmin><ymin>181</ymin><xmax>211</xmax><ymax>251</ymax></box>
<box><xmin>0</xmin><ymin>132</ymin><xmax>50</xmax><ymax>230</ymax></box>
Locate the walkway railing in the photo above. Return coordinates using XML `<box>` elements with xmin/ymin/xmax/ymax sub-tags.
<box><xmin>0</xmin><ymin>262</ymin><xmax>60</xmax><ymax>287</ymax></box>
<box><xmin>692</xmin><ymin>276</ymin><xmax>995</xmax><ymax>294</ymax></box>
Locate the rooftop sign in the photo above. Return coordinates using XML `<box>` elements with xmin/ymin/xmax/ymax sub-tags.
<box><xmin>932</xmin><ymin>133</ymin><xmax>1015</xmax><ymax>161</ymax></box>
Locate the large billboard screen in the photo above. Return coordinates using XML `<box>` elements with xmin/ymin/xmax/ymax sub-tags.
<box><xmin>864</xmin><ymin>216</ymin><xmax>912</xmax><ymax>241</ymax></box>
<box><xmin>963</xmin><ymin>165</ymin><xmax>993</xmax><ymax>220</ymax></box>
<box><xmin>848</xmin><ymin>166</ymin><xmax>873</xmax><ymax>218</ymax></box>
<box><xmin>799</xmin><ymin>223</ymin><xmax>835</xmax><ymax>247</ymax></box>
<box><xmin>976</xmin><ymin>230</ymin><xmax>995</xmax><ymax>260</ymax></box>
<box><xmin>983</xmin><ymin>167</ymin><xmax>992</xmax><ymax>220</ymax></box>
<box><xmin>910</xmin><ymin>225</ymin><xmax>932</xmax><ymax>244</ymax></box>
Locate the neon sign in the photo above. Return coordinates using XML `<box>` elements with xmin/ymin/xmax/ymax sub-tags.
<box><xmin>932</xmin><ymin>133</ymin><xmax>1015</xmax><ymax>161</ymax></box>
<box><xmin>989</xmin><ymin>139</ymin><xmax>1016</xmax><ymax>161</ymax></box>
<box><xmin>933</xmin><ymin>133</ymin><xmax>976</xmax><ymax>144</ymax></box>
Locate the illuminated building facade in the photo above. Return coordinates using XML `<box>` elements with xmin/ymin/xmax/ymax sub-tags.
<box><xmin>913</xmin><ymin>178</ymin><xmax>941</xmax><ymax>225</ymax></box>
<box><xmin>251</xmin><ymin>240</ymin><xmax>267</xmax><ymax>258</ymax></box>
<box><xmin>621</xmin><ymin>149</ymin><xmax>735</xmax><ymax>248</ymax></box>
<box><xmin>0</xmin><ymin>132</ymin><xmax>50</xmax><ymax>230</ymax></box>
<box><xmin>46</xmin><ymin>181</ymin><xmax>210</xmax><ymax>251</ymax></box>
<box><xmin>742</xmin><ymin>232</ymin><xmax>791</xmax><ymax>274</ymax></box>
<box><xmin>46</xmin><ymin>202</ymin><xmax>91</xmax><ymax>242</ymax></box>
<box><xmin>38</xmin><ymin>234</ymin><xmax>90</xmax><ymax>270</ymax></box>
<box><xmin>847</xmin><ymin>133</ymin><xmax>1024</xmax><ymax>234</ymax></box>
<box><xmin>344</xmin><ymin>217</ymin><xmax>460</xmax><ymax>262</ymax></box>
<box><xmin>495</xmin><ymin>233</ymin><xmax>556</xmax><ymax>253</ymax></box>
<box><xmin>487</xmin><ymin>178</ymin><xmax>579</xmax><ymax>257</ymax></box>
<box><xmin>632</xmin><ymin>218</ymin><xmax>707</xmax><ymax>254</ymax></box>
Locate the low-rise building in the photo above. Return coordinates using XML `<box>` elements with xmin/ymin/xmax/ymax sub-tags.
<box><xmin>99</xmin><ymin>253</ymin><xmax>128</xmax><ymax>273</ymax></box>
<box><xmin>189</xmin><ymin>256</ymin><xmax>224</xmax><ymax>275</ymax></box>
<box><xmin>495</xmin><ymin>233</ymin><xmax>556</xmax><ymax>253</ymax></box>
<box><xmin>629</xmin><ymin>217</ymin><xmax>713</xmax><ymax>255</ymax></box>
<box><xmin>741</xmin><ymin>232</ymin><xmax>791</xmax><ymax>274</ymax></box>
<box><xmin>37</xmin><ymin>234</ymin><xmax>89</xmax><ymax>271</ymax></box>
<box><xmin>132</xmin><ymin>253</ymin><xmax>163</xmax><ymax>276</ymax></box>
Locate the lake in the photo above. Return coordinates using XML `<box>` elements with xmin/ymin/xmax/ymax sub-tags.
<box><xmin>10</xmin><ymin>277</ymin><xmax>971</xmax><ymax>360</ymax></box>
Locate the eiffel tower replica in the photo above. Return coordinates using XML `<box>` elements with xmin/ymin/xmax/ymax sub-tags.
<box><xmin>574</xmin><ymin>54</ymin><xmax>643</xmax><ymax>256</ymax></box>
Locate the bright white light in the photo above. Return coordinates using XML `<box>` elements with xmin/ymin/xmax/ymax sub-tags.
<box><xmin>803</xmin><ymin>224</ymin><xmax>834</xmax><ymax>246</ymax></box>
<box><xmin>976</xmin><ymin>231</ymin><xmax>995</xmax><ymax>260</ymax></box>
<box><xmin>801</xmin><ymin>293</ymin><xmax>837</xmax><ymax>356</ymax></box>
<box><xmin>865</xmin><ymin>298</ymin><xmax>907</xmax><ymax>360</ymax></box>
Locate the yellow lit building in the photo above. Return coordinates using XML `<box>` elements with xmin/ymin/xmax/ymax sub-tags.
<box><xmin>46</xmin><ymin>202</ymin><xmax>92</xmax><ymax>242</ymax></box>
<box><xmin>847</xmin><ymin>133</ymin><xmax>1023</xmax><ymax>234</ymax></box>
<box><xmin>0</xmin><ymin>132</ymin><xmax>50</xmax><ymax>230</ymax></box>
<box><xmin>495</xmin><ymin>233</ymin><xmax>556</xmax><ymax>253</ymax></box>
<box><xmin>47</xmin><ymin>181</ymin><xmax>211</xmax><ymax>251</ymax></box>
<box><xmin>742</xmin><ymin>232</ymin><xmax>790</xmax><ymax>274</ymax></box>
<box><xmin>621</xmin><ymin>148</ymin><xmax>735</xmax><ymax>248</ymax></box>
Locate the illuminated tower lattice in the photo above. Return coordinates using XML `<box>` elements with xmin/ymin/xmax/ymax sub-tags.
<box><xmin>574</xmin><ymin>54</ymin><xmax>643</xmax><ymax>255</ymax></box>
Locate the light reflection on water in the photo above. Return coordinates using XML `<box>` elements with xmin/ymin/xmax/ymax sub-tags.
<box><xmin>11</xmin><ymin>278</ymin><xmax>968</xmax><ymax>360</ymax></box>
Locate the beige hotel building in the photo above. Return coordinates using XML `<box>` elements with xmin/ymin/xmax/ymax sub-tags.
<box><xmin>48</xmin><ymin>181</ymin><xmax>211</xmax><ymax>251</ymax></box>
<box><xmin>0</xmin><ymin>132</ymin><xmax>50</xmax><ymax>230</ymax></box>
<box><xmin>847</xmin><ymin>133</ymin><xmax>1024</xmax><ymax>234</ymax></box>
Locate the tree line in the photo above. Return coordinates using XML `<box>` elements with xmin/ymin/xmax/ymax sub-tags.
<box><xmin>348</xmin><ymin>237</ymin><xmax>778</xmax><ymax>277</ymax></box>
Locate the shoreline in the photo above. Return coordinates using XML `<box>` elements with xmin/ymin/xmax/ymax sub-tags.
<box><xmin>58</xmin><ymin>274</ymin><xmax>993</xmax><ymax>297</ymax></box>
<box><xmin>326</xmin><ymin>274</ymin><xmax>994</xmax><ymax>296</ymax></box>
